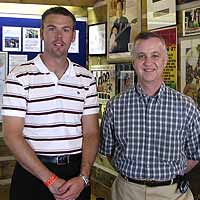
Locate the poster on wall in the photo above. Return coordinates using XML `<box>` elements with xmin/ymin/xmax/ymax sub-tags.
<box><xmin>107</xmin><ymin>0</ymin><xmax>141</xmax><ymax>62</ymax></box>
<box><xmin>23</xmin><ymin>27</ymin><xmax>41</xmax><ymax>52</ymax></box>
<box><xmin>183</xmin><ymin>7</ymin><xmax>200</xmax><ymax>36</ymax></box>
<box><xmin>147</xmin><ymin>0</ymin><xmax>176</xmax><ymax>30</ymax></box>
<box><xmin>90</xmin><ymin>65</ymin><xmax>115</xmax><ymax>119</ymax></box>
<box><xmin>2</xmin><ymin>26</ymin><xmax>21</xmax><ymax>52</ymax></box>
<box><xmin>152</xmin><ymin>26</ymin><xmax>177</xmax><ymax>89</ymax></box>
<box><xmin>181</xmin><ymin>38</ymin><xmax>200</xmax><ymax>110</ymax></box>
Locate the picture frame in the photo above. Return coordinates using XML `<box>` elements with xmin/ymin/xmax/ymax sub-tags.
<box><xmin>107</xmin><ymin>0</ymin><xmax>141</xmax><ymax>63</ymax></box>
<box><xmin>88</xmin><ymin>23</ymin><xmax>106</xmax><ymax>55</ymax></box>
<box><xmin>183</xmin><ymin>7</ymin><xmax>200</xmax><ymax>36</ymax></box>
<box><xmin>120</xmin><ymin>70</ymin><xmax>135</xmax><ymax>93</ymax></box>
<box><xmin>147</xmin><ymin>0</ymin><xmax>176</xmax><ymax>30</ymax></box>
<box><xmin>180</xmin><ymin>38</ymin><xmax>200</xmax><ymax>110</ymax></box>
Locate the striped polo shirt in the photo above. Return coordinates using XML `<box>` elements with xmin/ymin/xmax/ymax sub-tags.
<box><xmin>2</xmin><ymin>55</ymin><xmax>99</xmax><ymax>156</ymax></box>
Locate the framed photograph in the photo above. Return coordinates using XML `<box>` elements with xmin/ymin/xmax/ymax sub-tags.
<box><xmin>180</xmin><ymin>38</ymin><xmax>200</xmax><ymax>110</ymax></box>
<box><xmin>115</xmin><ymin>63</ymin><xmax>134</xmax><ymax>93</ymax></box>
<box><xmin>152</xmin><ymin>26</ymin><xmax>177</xmax><ymax>89</ymax></box>
<box><xmin>107</xmin><ymin>0</ymin><xmax>141</xmax><ymax>62</ymax></box>
<box><xmin>120</xmin><ymin>70</ymin><xmax>135</xmax><ymax>93</ymax></box>
<box><xmin>183</xmin><ymin>7</ymin><xmax>200</xmax><ymax>36</ymax></box>
<box><xmin>147</xmin><ymin>0</ymin><xmax>176</xmax><ymax>30</ymax></box>
<box><xmin>88</xmin><ymin>23</ymin><xmax>106</xmax><ymax>55</ymax></box>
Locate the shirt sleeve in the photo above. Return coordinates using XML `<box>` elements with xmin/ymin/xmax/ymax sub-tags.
<box><xmin>185</xmin><ymin>102</ymin><xmax>200</xmax><ymax>160</ymax></box>
<box><xmin>1</xmin><ymin>72</ymin><xmax>27</xmax><ymax>118</ymax></box>
<box><xmin>83</xmin><ymin>74</ymin><xmax>99</xmax><ymax>115</ymax></box>
<box><xmin>99</xmin><ymin>100</ymin><xmax>115</xmax><ymax>156</ymax></box>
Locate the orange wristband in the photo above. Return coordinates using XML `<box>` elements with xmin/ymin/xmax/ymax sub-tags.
<box><xmin>44</xmin><ymin>174</ymin><xmax>58</xmax><ymax>187</ymax></box>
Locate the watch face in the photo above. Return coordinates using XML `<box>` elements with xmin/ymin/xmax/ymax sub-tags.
<box><xmin>80</xmin><ymin>174</ymin><xmax>90</xmax><ymax>186</ymax></box>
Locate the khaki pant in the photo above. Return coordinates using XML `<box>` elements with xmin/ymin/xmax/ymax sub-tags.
<box><xmin>112</xmin><ymin>175</ymin><xmax>194</xmax><ymax>200</ymax></box>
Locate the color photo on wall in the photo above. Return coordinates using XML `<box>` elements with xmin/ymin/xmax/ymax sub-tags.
<box><xmin>181</xmin><ymin>38</ymin><xmax>200</xmax><ymax>110</ymax></box>
<box><xmin>107</xmin><ymin>0</ymin><xmax>141</xmax><ymax>62</ymax></box>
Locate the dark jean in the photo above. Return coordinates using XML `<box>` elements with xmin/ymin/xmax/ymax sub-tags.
<box><xmin>10</xmin><ymin>159</ymin><xmax>91</xmax><ymax>200</ymax></box>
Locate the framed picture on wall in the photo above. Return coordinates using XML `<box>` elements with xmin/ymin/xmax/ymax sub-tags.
<box><xmin>147</xmin><ymin>0</ymin><xmax>176</xmax><ymax>30</ymax></box>
<box><xmin>180</xmin><ymin>38</ymin><xmax>200</xmax><ymax>110</ymax></box>
<box><xmin>183</xmin><ymin>7</ymin><xmax>200</xmax><ymax>36</ymax></box>
<box><xmin>107</xmin><ymin>0</ymin><xmax>141</xmax><ymax>63</ymax></box>
<box><xmin>120</xmin><ymin>70</ymin><xmax>135</xmax><ymax>93</ymax></box>
<box><xmin>88</xmin><ymin>23</ymin><xmax>106</xmax><ymax>55</ymax></box>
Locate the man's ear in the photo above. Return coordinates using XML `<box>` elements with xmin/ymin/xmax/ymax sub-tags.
<box><xmin>40</xmin><ymin>27</ymin><xmax>44</xmax><ymax>40</ymax></box>
<box><xmin>72</xmin><ymin>30</ymin><xmax>76</xmax><ymax>43</ymax></box>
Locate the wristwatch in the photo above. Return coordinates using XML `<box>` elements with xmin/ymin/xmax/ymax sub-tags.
<box><xmin>79</xmin><ymin>174</ymin><xmax>90</xmax><ymax>187</ymax></box>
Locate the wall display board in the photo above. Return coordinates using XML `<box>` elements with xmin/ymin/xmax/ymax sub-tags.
<box><xmin>152</xmin><ymin>26</ymin><xmax>177</xmax><ymax>90</ymax></box>
<box><xmin>0</xmin><ymin>15</ymin><xmax>87</xmax><ymax>70</ymax></box>
<box><xmin>183</xmin><ymin>7</ymin><xmax>200</xmax><ymax>36</ymax></box>
<box><xmin>107</xmin><ymin>0</ymin><xmax>141</xmax><ymax>62</ymax></box>
<box><xmin>147</xmin><ymin>0</ymin><xmax>176</xmax><ymax>30</ymax></box>
<box><xmin>88</xmin><ymin>23</ymin><xmax>106</xmax><ymax>55</ymax></box>
<box><xmin>0</xmin><ymin>14</ymin><xmax>86</xmax><ymax>121</ymax></box>
<box><xmin>181</xmin><ymin>38</ymin><xmax>200</xmax><ymax>110</ymax></box>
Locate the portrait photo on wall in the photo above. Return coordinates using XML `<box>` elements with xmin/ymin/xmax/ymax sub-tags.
<box><xmin>120</xmin><ymin>70</ymin><xmax>135</xmax><ymax>93</ymax></box>
<box><xmin>107</xmin><ymin>0</ymin><xmax>141</xmax><ymax>62</ymax></box>
<box><xmin>180</xmin><ymin>38</ymin><xmax>200</xmax><ymax>110</ymax></box>
<box><xmin>115</xmin><ymin>63</ymin><xmax>135</xmax><ymax>93</ymax></box>
<box><xmin>183</xmin><ymin>7</ymin><xmax>200</xmax><ymax>36</ymax></box>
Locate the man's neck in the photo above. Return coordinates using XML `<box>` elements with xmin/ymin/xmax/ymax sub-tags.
<box><xmin>40</xmin><ymin>54</ymin><xmax>68</xmax><ymax>78</ymax></box>
<box><xmin>139</xmin><ymin>81</ymin><xmax>162</xmax><ymax>96</ymax></box>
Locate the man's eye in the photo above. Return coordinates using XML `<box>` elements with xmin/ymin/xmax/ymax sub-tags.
<box><xmin>152</xmin><ymin>54</ymin><xmax>160</xmax><ymax>59</ymax></box>
<box><xmin>137</xmin><ymin>54</ymin><xmax>145</xmax><ymax>59</ymax></box>
<box><xmin>64</xmin><ymin>28</ymin><xmax>71</xmax><ymax>32</ymax></box>
<box><xmin>48</xmin><ymin>27</ymin><xmax>55</xmax><ymax>31</ymax></box>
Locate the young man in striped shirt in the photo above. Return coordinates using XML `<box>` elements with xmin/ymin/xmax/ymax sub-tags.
<box><xmin>100</xmin><ymin>32</ymin><xmax>200</xmax><ymax>200</ymax></box>
<box><xmin>2</xmin><ymin>7</ymin><xmax>99</xmax><ymax>200</ymax></box>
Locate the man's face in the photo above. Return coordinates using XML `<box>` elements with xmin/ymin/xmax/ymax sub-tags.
<box><xmin>41</xmin><ymin>14</ymin><xmax>75</xmax><ymax>58</ymax></box>
<box><xmin>133</xmin><ymin>37</ymin><xmax>168</xmax><ymax>86</ymax></box>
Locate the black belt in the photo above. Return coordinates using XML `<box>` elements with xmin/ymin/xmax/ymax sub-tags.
<box><xmin>121</xmin><ymin>175</ymin><xmax>178</xmax><ymax>187</ymax></box>
<box><xmin>37</xmin><ymin>153</ymin><xmax>82</xmax><ymax>165</ymax></box>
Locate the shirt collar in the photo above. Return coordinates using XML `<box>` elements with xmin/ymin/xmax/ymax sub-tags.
<box><xmin>33</xmin><ymin>54</ymin><xmax>76</xmax><ymax>77</ymax></box>
<box><xmin>136</xmin><ymin>82</ymin><xmax>165</xmax><ymax>102</ymax></box>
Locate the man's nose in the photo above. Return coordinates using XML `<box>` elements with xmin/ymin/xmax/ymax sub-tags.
<box><xmin>144</xmin><ymin>56</ymin><xmax>153</xmax><ymax>65</ymax></box>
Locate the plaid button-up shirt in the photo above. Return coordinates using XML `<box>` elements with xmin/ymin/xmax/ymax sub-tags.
<box><xmin>100</xmin><ymin>83</ymin><xmax>200</xmax><ymax>181</ymax></box>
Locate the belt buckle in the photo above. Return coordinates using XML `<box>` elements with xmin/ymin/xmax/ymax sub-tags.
<box><xmin>56</xmin><ymin>155</ymin><xmax>69</xmax><ymax>165</ymax></box>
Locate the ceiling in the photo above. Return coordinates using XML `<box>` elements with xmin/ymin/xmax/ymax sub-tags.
<box><xmin>0</xmin><ymin>0</ymin><xmax>98</xmax><ymax>7</ymax></box>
